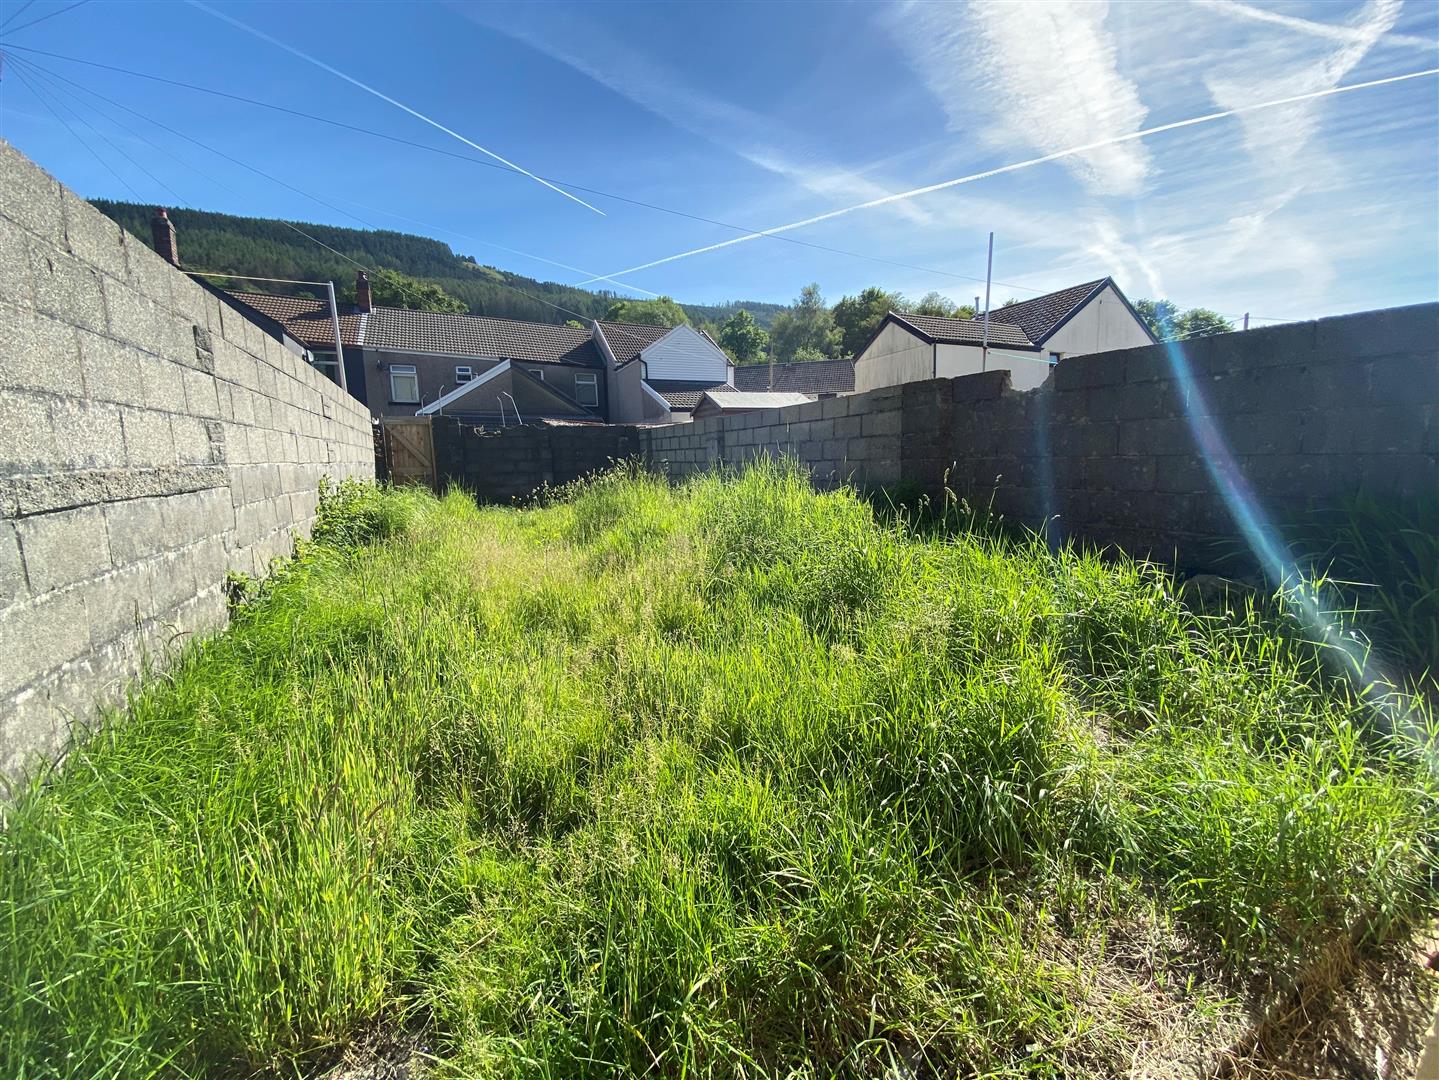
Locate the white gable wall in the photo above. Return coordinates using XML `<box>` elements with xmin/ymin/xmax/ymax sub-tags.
<box><xmin>640</xmin><ymin>325</ymin><xmax>733</xmax><ymax>383</ymax></box>
<box><xmin>935</xmin><ymin>344</ymin><xmax>1052</xmax><ymax>391</ymax></box>
<box><xmin>1042</xmin><ymin>283</ymin><xmax>1153</xmax><ymax>359</ymax></box>
<box><xmin>854</xmin><ymin>320</ymin><xmax>933</xmax><ymax>392</ymax></box>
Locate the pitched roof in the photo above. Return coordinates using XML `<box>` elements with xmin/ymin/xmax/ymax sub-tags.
<box><xmin>985</xmin><ymin>278</ymin><xmax>1109</xmax><ymax>343</ymax></box>
<box><xmin>889</xmin><ymin>311</ymin><xmax>1036</xmax><ymax>348</ymax></box>
<box><xmin>364</xmin><ymin>308</ymin><xmax>601</xmax><ymax>365</ymax></box>
<box><xmin>647</xmin><ymin>378</ymin><xmax>734</xmax><ymax>410</ymax></box>
<box><xmin>222</xmin><ymin>293</ymin><xmax>605</xmax><ymax>365</ymax></box>
<box><xmin>695</xmin><ymin>391</ymin><xmax>811</xmax><ymax>413</ymax></box>
<box><xmin>594</xmin><ymin>321</ymin><xmax>677</xmax><ymax>367</ymax></box>
<box><xmin>222</xmin><ymin>291</ymin><xmax>364</xmax><ymax>349</ymax></box>
<box><xmin>733</xmin><ymin>358</ymin><xmax>855</xmax><ymax>395</ymax></box>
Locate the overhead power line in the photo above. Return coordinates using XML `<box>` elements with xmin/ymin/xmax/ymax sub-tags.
<box><xmin>0</xmin><ymin>0</ymin><xmax>88</xmax><ymax>36</ymax></box>
<box><xmin>0</xmin><ymin>41</ymin><xmax>1053</xmax><ymax>298</ymax></box>
<box><xmin>0</xmin><ymin>1</ymin><xmax>37</xmax><ymax>32</ymax></box>
<box><xmin>187</xmin><ymin>0</ymin><xmax>605</xmax><ymax>217</ymax></box>
<box><xmin>6</xmin><ymin>52</ymin><xmax>597</xmax><ymax>323</ymax></box>
<box><xmin>8</xmin><ymin>62</ymin><xmax>142</xmax><ymax>200</ymax></box>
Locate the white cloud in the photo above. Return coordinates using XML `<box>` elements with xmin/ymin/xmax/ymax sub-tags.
<box><xmin>1194</xmin><ymin>0</ymin><xmax>1433</xmax><ymax>50</ymax></box>
<box><xmin>454</xmin><ymin>5</ymin><xmax>937</xmax><ymax>227</ymax></box>
<box><xmin>893</xmin><ymin>0</ymin><xmax>1152</xmax><ymax>197</ymax></box>
<box><xmin>1205</xmin><ymin>0</ymin><xmax>1403</xmax><ymax>171</ymax></box>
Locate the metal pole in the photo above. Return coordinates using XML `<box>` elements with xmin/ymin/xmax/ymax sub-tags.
<box><xmin>1242</xmin><ymin>312</ymin><xmax>1250</xmax><ymax>331</ymax></box>
<box><xmin>325</xmin><ymin>281</ymin><xmax>348</xmax><ymax>392</ymax></box>
<box><xmin>980</xmin><ymin>231</ymin><xmax>994</xmax><ymax>371</ymax></box>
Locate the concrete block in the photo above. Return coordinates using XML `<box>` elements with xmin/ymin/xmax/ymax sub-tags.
<box><xmin>86</xmin><ymin>561</ymin><xmax>153</xmax><ymax>648</ymax></box>
<box><xmin>77</xmin><ymin>331</ymin><xmax>146</xmax><ymax>406</ymax></box>
<box><xmin>41</xmin><ymin>397</ymin><xmax>122</xmax><ymax>472</ymax></box>
<box><xmin>100</xmin><ymin>276</ymin><xmax>163</xmax><ymax>351</ymax></box>
<box><xmin>17</xmin><ymin>506</ymin><xmax>111</xmax><ymax>593</ymax></box>
<box><xmin>1154</xmin><ymin>454</ymin><xmax>1209</xmax><ymax>495</ymax></box>
<box><xmin>137</xmin><ymin>353</ymin><xmax>187</xmax><ymax>414</ymax></box>
<box><xmin>1342</xmin><ymin>405</ymin><xmax>1430</xmax><ymax>455</ymax></box>
<box><xmin>1213</xmin><ymin>413</ymin><xmax>1303</xmax><ymax>456</ymax></box>
<box><xmin>821</xmin><ymin>395</ymin><xmax>851</xmax><ymax>419</ymax></box>
<box><xmin>29</xmin><ymin>240</ymin><xmax>106</xmax><ymax>333</ymax></box>
<box><xmin>1367</xmin><ymin>353</ymin><xmax>1439</xmax><ymax>406</ymax></box>
<box><xmin>1055</xmin><ymin>351</ymin><xmax>1127</xmax><ymax>390</ymax></box>
<box><xmin>0</xmin><ymin>141</ymin><xmax>65</xmax><ymax>246</ymax></box>
<box><xmin>61</xmin><ymin>189</ymin><xmax>128</xmax><ymax>280</ymax></box>
<box><xmin>1313</xmin><ymin>304</ymin><xmax>1436</xmax><ymax>362</ymax></box>
<box><xmin>1085</xmin><ymin>455</ymin><xmax>1156</xmax><ymax>492</ymax></box>
<box><xmin>171</xmin><ymin>415</ymin><xmax>212</xmax><ymax>465</ymax></box>
<box><xmin>0</xmin><ymin>520</ymin><xmax>26</xmax><ymax>606</ymax></box>
<box><xmin>147</xmin><ymin>547</ymin><xmax>198</xmax><ymax>614</ymax></box>
<box><xmin>121</xmin><ymin>233</ymin><xmax>175</xmax><ymax>313</ymax></box>
<box><xmin>104</xmin><ymin>496</ymin><xmax>170</xmax><ymax>566</ymax></box>
<box><xmin>184</xmin><ymin>371</ymin><xmax>223</xmax><ymax>422</ymax></box>
<box><xmin>861</xmin><ymin>408</ymin><xmax>901</xmax><ymax>437</ymax></box>
<box><xmin>0</xmin><ymin>586</ymin><xmax>90</xmax><ymax>697</ymax></box>
<box><xmin>1118</xmin><ymin>417</ymin><xmax>1191</xmax><ymax>458</ymax></box>
<box><xmin>0</xmin><ymin>215</ymin><xmax>35</xmax><ymax>309</ymax></box>
<box><xmin>121</xmin><ymin>407</ymin><xmax>176</xmax><ymax>468</ymax></box>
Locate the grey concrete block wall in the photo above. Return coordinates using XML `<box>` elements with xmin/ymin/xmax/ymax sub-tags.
<box><xmin>0</xmin><ymin>141</ymin><xmax>373</xmax><ymax>781</ymax></box>
<box><xmin>637</xmin><ymin>303</ymin><xmax>1436</xmax><ymax>572</ymax></box>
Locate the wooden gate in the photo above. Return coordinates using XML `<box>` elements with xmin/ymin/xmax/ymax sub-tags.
<box><xmin>381</xmin><ymin>417</ymin><xmax>436</xmax><ymax>490</ymax></box>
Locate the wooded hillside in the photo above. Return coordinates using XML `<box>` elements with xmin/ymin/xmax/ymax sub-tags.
<box><xmin>92</xmin><ymin>200</ymin><xmax>784</xmax><ymax>328</ymax></box>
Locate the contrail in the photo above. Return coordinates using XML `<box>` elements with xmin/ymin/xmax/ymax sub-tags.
<box><xmin>581</xmin><ymin>66</ymin><xmax>1438</xmax><ymax>285</ymax></box>
<box><xmin>189</xmin><ymin>1</ymin><xmax>605</xmax><ymax>216</ymax></box>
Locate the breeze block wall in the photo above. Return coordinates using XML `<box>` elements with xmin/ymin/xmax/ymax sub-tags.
<box><xmin>432</xmin><ymin>418</ymin><xmax>642</xmax><ymax>503</ymax></box>
<box><xmin>0</xmin><ymin>142</ymin><xmax>374</xmax><ymax>781</ymax></box>
<box><xmin>641</xmin><ymin>303</ymin><xmax>1437</xmax><ymax>571</ymax></box>
<box><xmin>932</xmin><ymin>302</ymin><xmax>1438</xmax><ymax>566</ymax></box>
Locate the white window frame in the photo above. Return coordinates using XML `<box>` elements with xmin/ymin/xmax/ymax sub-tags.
<box><xmin>455</xmin><ymin>365</ymin><xmax>473</xmax><ymax>383</ymax></box>
<box><xmin>389</xmin><ymin>364</ymin><xmax>419</xmax><ymax>404</ymax></box>
<box><xmin>574</xmin><ymin>372</ymin><xmax>599</xmax><ymax>406</ymax></box>
<box><xmin>532</xmin><ymin>367</ymin><xmax>545</xmax><ymax>381</ymax></box>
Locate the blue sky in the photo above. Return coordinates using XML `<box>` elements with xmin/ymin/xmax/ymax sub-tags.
<box><xmin>1</xmin><ymin>0</ymin><xmax>1435</xmax><ymax>325</ymax></box>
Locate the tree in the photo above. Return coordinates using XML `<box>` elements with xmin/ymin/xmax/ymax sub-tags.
<box><xmin>564</xmin><ymin>319</ymin><xmax>585</xmax><ymax>330</ymax></box>
<box><xmin>718</xmin><ymin>309</ymin><xmax>769</xmax><ymax>365</ymax></box>
<box><xmin>909</xmin><ymin>292</ymin><xmax>979</xmax><ymax>320</ymax></box>
<box><xmin>769</xmin><ymin>283</ymin><xmax>841</xmax><ymax>362</ymax></box>
<box><xmin>1136</xmin><ymin>298</ymin><xmax>1235</xmax><ymax>341</ymax></box>
<box><xmin>831</xmin><ymin>286</ymin><xmax>906</xmax><ymax>357</ymax></box>
<box><xmin>604</xmin><ymin>295</ymin><xmax>689</xmax><ymax>327</ymax></box>
<box><xmin>347</xmin><ymin>268</ymin><xmax>467</xmax><ymax>313</ymax></box>
<box><xmin>1173</xmin><ymin>308</ymin><xmax>1234</xmax><ymax>339</ymax></box>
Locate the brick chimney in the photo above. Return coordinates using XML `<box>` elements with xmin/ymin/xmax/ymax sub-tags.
<box><xmin>151</xmin><ymin>207</ymin><xmax>178</xmax><ymax>265</ymax></box>
<box><xmin>355</xmin><ymin>270</ymin><xmax>372</xmax><ymax>312</ymax></box>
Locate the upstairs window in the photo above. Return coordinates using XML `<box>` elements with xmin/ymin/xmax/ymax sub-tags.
<box><xmin>389</xmin><ymin>364</ymin><xmax>419</xmax><ymax>403</ymax></box>
<box><xmin>455</xmin><ymin>365</ymin><xmax>473</xmax><ymax>383</ymax></box>
<box><xmin>574</xmin><ymin>373</ymin><xmax>599</xmax><ymax>407</ymax></box>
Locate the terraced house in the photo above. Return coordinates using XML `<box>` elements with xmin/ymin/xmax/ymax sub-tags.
<box><xmin>222</xmin><ymin>270</ymin><xmax>739</xmax><ymax>427</ymax></box>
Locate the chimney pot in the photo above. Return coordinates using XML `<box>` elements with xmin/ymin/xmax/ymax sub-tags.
<box><xmin>151</xmin><ymin>207</ymin><xmax>179</xmax><ymax>266</ymax></box>
<box><xmin>355</xmin><ymin>270</ymin><xmax>372</xmax><ymax>312</ymax></box>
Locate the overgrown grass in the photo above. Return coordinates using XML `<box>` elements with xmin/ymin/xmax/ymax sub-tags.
<box><xmin>2</xmin><ymin>465</ymin><xmax>1434</xmax><ymax>1078</ymax></box>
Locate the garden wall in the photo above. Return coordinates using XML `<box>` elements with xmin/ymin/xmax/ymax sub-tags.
<box><xmin>642</xmin><ymin>303</ymin><xmax>1437</xmax><ymax>567</ymax></box>
<box><xmin>431</xmin><ymin>418</ymin><xmax>641</xmax><ymax>502</ymax></box>
<box><xmin>0</xmin><ymin>142</ymin><xmax>374</xmax><ymax>781</ymax></box>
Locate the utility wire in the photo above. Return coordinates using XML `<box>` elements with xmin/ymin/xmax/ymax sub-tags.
<box><xmin>7</xmin><ymin>54</ymin><xmax>596</xmax><ymax>323</ymax></box>
<box><xmin>0</xmin><ymin>41</ymin><xmax>1052</xmax><ymax>298</ymax></box>
<box><xmin>0</xmin><ymin>0</ymin><xmax>88</xmax><ymax>36</ymax></box>
<box><xmin>0</xmin><ymin>1</ymin><xmax>36</xmax><ymax>32</ymax></box>
<box><xmin>9</xmin><ymin>61</ymin><xmax>142</xmax><ymax>200</ymax></box>
<box><xmin>188</xmin><ymin>0</ymin><xmax>605</xmax><ymax>217</ymax></box>
<box><xmin>12</xmin><ymin>55</ymin><xmax>187</xmax><ymax>204</ymax></box>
